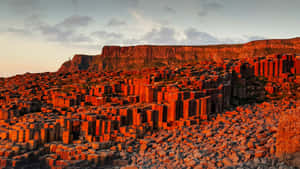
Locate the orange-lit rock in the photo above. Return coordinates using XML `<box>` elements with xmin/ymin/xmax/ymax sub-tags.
<box><xmin>0</xmin><ymin>45</ymin><xmax>299</xmax><ymax>168</ymax></box>
<box><xmin>59</xmin><ymin>38</ymin><xmax>300</xmax><ymax>72</ymax></box>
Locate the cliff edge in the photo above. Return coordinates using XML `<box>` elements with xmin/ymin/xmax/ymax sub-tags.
<box><xmin>58</xmin><ymin>37</ymin><xmax>300</xmax><ymax>72</ymax></box>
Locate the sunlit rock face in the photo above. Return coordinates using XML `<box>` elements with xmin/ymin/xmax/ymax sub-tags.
<box><xmin>58</xmin><ymin>38</ymin><xmax>300</xmax><ymax>72</ymax></box>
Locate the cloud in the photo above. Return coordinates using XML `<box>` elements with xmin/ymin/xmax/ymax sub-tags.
<box><xmin>37</xmin><ymin>23</ymin><xmax>92</xmax><ymax>43</ymax></box>
<box><xmin>1</xmin><ymin>3</ymin><xmax>265</xmax><ymax>50</ymax></box>
<box><xmin>197</xmin><ymin>0</ymin><xmax>223</xmax><ymax>17</ymax></box>
<box><xmin>164</xmin><ymin>6</ymin><xmax>176</xmax><ymax>14</ymax></box>
<box><xmin>71</xmin><ymin>0</ymin><xmax>78</xmax><ymax>5</ymax></box>
<box><xmin>218</xmin><ymin>35</ymin><xmax>266</xmax><ymax>44</ymax></box>
<box><xmin>91</xmin><ymin>30</ymin><xmax>125</xmax><ymax>45</ymax></box>
<box><xmin>246</xmin><ymin>35</ymin><xmax>266</xmax><ymax>42</ymax></box>
<box><xmin>120</xmin><ymin>26</ymin><xmax>234</xmax><ymax>46</ymax></box>
<box><xmin>3</xmin><ymin>27</ymin><xmax>32</xmax><ymax>36</ymax></box>
<box><xmin>184</xmin><ymin>28</ymin><xmax>220</xmax><ymax>45</ymax></box>
<box><xmin>120</xmin><ymin>27</ymin><xmax>179</xmax><ymax>45</ymax></box>
<box><xmin>129</xmin><ymin>10</ymin><xmax>162</xmax><ymax>34</ymax></box>
<box><xmin>203</xmin><ymin>1</ymin><xmax>223</xmax><ymax>10</ymax></box>
<box><xmin>91</xmin><ymin>31</ymin><xmax>123</xmax><ymax>39</ymax></box>
<box><xmin>71</xmin><ymin>34</ymin><xmax>93</xmax><ymax>42</ymax></box>
<box><xmin>107</xmin><ymin>18</ymin><xmax>127</xmax><ymax>27</ymax></box>
<box><xmin>120</xmin><ymin>26</ymin><xmax>185</xmax><ymax>45</ymax></box>
<box><xmin>57</xmin><ymin>15</ymin><xmax>93</xmax><ymax>28</ymax></box>
<box><xmin>121</xmin><ymin>0</ymin><xmax>140</xmax><ymax>8</ymax></box>
<box><xmin>33</xmin><ymin>21</ymin><xmax>74</xmax><ymax>42</ymax></box>
<box><xmin>7</xmin><ymin>0</ymin><xmax>41</xmax><ymax>14</ymax></box>
<box><xmin>182</xmin><ymin>28</ymin><xmax>265</xmax><ymax>45</ymax></box>
<box><xmin>20</xmin><ymin>14</ymin><xmax>93</xmax><ymax>43</ymax></box>
<box><xmin>71</xmin><ymin>0</ymin><xmax>78</xmax><ymax>8</ymax></box>
<box><xmin>141</xmin><ymin>27</ymin><xmax>178</xmax><ymax>44</ymax></box>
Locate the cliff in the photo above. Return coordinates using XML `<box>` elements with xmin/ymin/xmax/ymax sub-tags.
<box><xmin>58</xmin><ymin>55</ymin><xmax>94</xmax><ymax>72</ymax></box>
<box><xmin>58</xmin><ymin>37</ymin><xmax>300</xmax><ymax>72</ymax></box>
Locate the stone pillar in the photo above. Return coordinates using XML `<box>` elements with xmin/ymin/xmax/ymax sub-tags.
<box><xmin>200</xmin><ymin>97</ymin><xmax>207</xmax><ymax>120</ymax></box>
<box><xmin>260</xmin><ymin>60</ymin><xmax>265</xmax><ymax>77</ymax></box>
<box><xmin>264</xmin><ymin>60</ymin><xmax>269</xmax><ymax>78</ymax></box>
<box><xmin>195</xmin><ymin>99</ymin><xmax>201</xmax><ymax>118</ymax></box>
<box><xmin>168</xmin><ymin>100</ymin><xmax>182</xmax><ymax>122</ymax></box>
<box><xmin>274</xmin><ymin>59</ymin><xmax>279</xmax><ymax>78</ymax></box>
<box><xmin>40</xmin><ymin>128</ymin><xmax>48</xmax><ymax>144</ymax></box>
<box><xmin>95</xmin><ymin>119</ymin><xmax>102</xmax><ymax>136</ymax></box>
<box><xmin>254</xmin><ymin>62</ymin><xmax>260</xmax><ymax>76</ymax></box>
<box><xmin>63</xmin><ymin>130</ymin><xmax>72</xmax><ymax>144</ymax></box>
<box><xmin>269</xmin><ymin>60</ymin><xmax>274</xmax><ymax>79</ymax></box>
<box><xmin>132</xmin><ymin>108</ymin><xmax>140</xmax><ymax>126</ymax></box>
<box><xmin>279</xmin><ymin>59</ymin><xmax>284</xmax><ymax>75</ymax></box>
<box><xmin>295</xmin><ymin>56</ymin><xmax>300</xmax><ymax>75</ymax></box>
<box><xmin>145</xmin><ymin>86</ymin><xmax>153</xmax><ymax>103</ymax></box>
<box><xmin>183</xmin><ymin>99</ymin><xmax>190</xmax><ymax>119</ymax></box>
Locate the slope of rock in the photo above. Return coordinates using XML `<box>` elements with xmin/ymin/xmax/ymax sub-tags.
<box><xmin>121</xmin><ymin>101</ymin><xmax>296</xmax><ymax>169</ymax></box>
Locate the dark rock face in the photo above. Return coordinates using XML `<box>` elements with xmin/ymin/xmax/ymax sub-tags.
<box><xmin>58</xmin><ymin>37</ymin><xmax>300</xmax><ymax>72</ymax></box>
<box><xmin>58</xmin><ymin>55</ymin><xmax>94</xmax><ymax>72</ymax></box>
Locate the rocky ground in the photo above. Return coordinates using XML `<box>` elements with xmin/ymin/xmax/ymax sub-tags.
<box><xmin>16</xmin><ymin>99</ymin><xmax>298</xmax><ymax>169</ymax></box>
<box><xmin>116</xmin><ymin>100</ymin><xmax>299</xmax><ymax>169</ymax></box>
<box><xmin>18</xmin><ymin>99</ymin><xmax>296</xmax><ymax>169</ymax></box>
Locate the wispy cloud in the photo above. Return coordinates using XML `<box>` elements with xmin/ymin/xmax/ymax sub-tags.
<box><xmin>141</xmin><ymin>27</ymin><xmax>178</xmax><ymax>44</ymax></box>
<box><xmin>91</xmin><ymin>30</ymin><xmax>123</xmax><ymax>39</ymax></box>
<box><xmin>4</xmin><ymin>27</ymin><xmax>32</xmax><ymax>36</ymax></box>
<box><xmin>107</xmin><ymin>18</ymin><xmax>127</xmax><ymax>27</ymax></box>
<box><xmin>197</xmin><ymin>0</ymin><xmax>223</xmax><ymax>16</ymax></box>
<box><xmin>57</xmin><ymin>15</ymin><xmax>94</xmax><ymax>28</ymax></box>
<box><xmin>184</xmin><ymin>27</ymin><xmax>220</xmax><ymax>44</ymax></box>
<box><xmin>22</xmin><ymin>14</ymin><xmax>93</xmax><ymax>44</ymax></box>
<box><xmin>129</xmin><ymin>9</ymin><xmax>163</xmax><ymax>37</ymax></box>
<box><xmin>7</xmin><ymin>0</ymin><xmax>42</xmax><ymax>14</ymax></box>
<box><xmin>164</xmin><ymin>6</ymin><xmax>176</xmax><ymax>14</ymax></box>
<box><xmin>122</xmin><ymin>0</ymin><xmax>140</xmax><ymax>8</ymax></box>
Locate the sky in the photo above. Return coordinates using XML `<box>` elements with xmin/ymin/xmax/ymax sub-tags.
<box><xmin>0</xmin><ymin>0</ymin><xmax>299</xmax><ymax>77</ymax></box>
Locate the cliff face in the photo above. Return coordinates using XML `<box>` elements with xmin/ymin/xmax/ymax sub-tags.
<box><xmin>58</xmin><ymin>55</ymin><xmax>95</xmax><ymax>72</ymax></box>
<box><xmin>58</xmin><ymin>37</ymin><xmax>300</xmax><ymax>72</ymax></box>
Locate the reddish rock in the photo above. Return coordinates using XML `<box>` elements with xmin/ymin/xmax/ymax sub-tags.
<box><xmin>58</xmin><ymin>38</ymin><xmax>300</xmax><ymax>72</ymax></box>
<box><xmin>276</xmin><ymin>106</ymin><xmax>300</xmax><ymax>164</ymax></box>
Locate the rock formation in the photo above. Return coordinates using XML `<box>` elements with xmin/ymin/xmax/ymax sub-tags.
<box><xmin>1</xmin><ymin>36</ymin><xmax>300</xmax><ymax>168</ymax></box>
<box><xmin>276</xmin><ymin>104</ymin><xmax>300</xmax><ymax>167</ymax></box>
<box><xmin>58</xmin><ymin>37</ymin><xmax>300</xmax><ymax>72</ymax></box>
<box><xmin>1</xmin><ymin>52</ymin><xmax>300</xmax><ymax>168</ymax></box>
<box><xmin>59</xmin><ymin>55</ymin><xmax>94</xmax><ymax>72</ymax></box>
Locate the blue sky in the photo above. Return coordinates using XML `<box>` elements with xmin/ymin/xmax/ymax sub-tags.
<box><xmin>0</xmin><ymin>0</ymin><xmax>299</xmax><ymax>77</ymax></box>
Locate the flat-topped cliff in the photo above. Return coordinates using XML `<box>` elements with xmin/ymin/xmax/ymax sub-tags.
<box><xmin>58</xmin><ymin>37</ymin><xmax>300</xmax><ymax>72</ymax></box>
